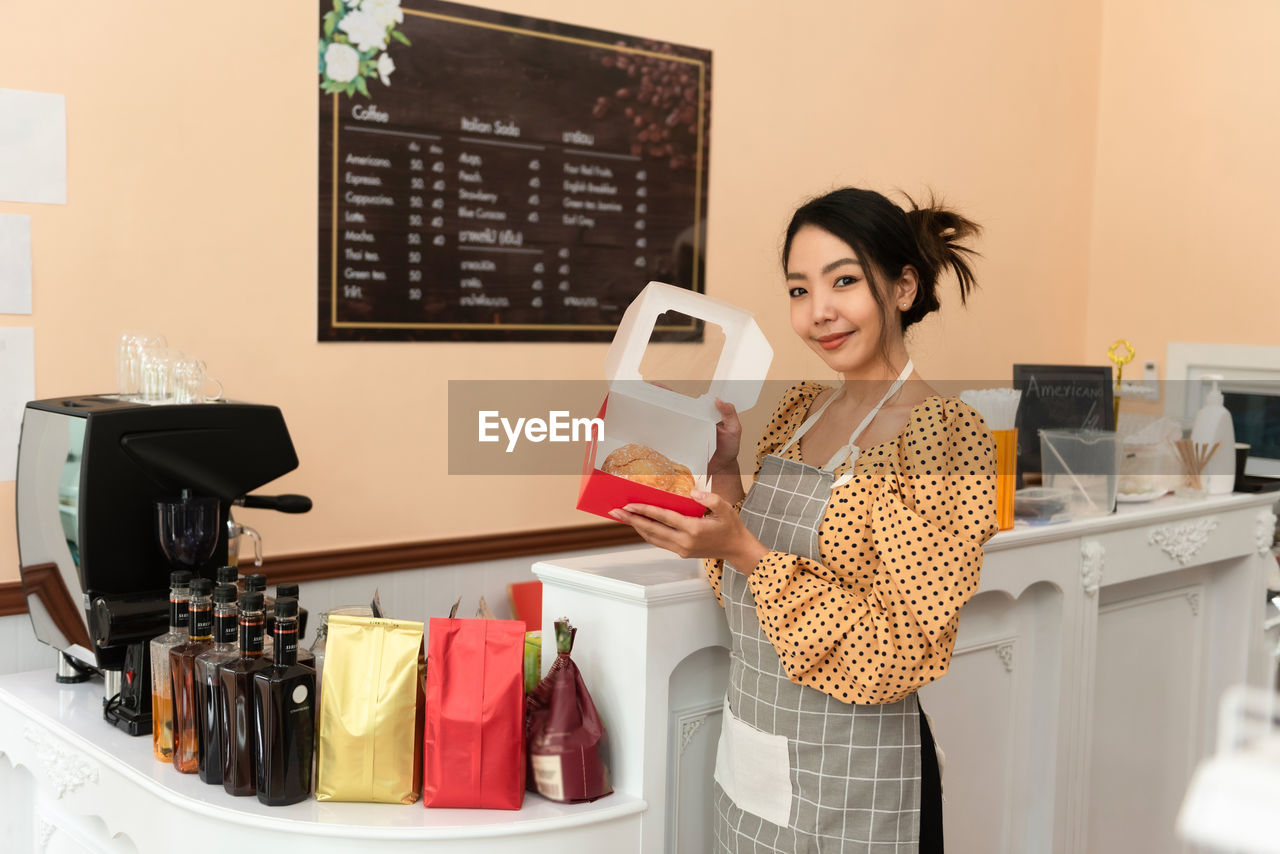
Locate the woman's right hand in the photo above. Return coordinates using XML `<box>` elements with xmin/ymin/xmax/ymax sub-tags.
<box><xmin>707</xmin><ymin>398</ymin><xmax>742</xmax><ymax>474</ymax></box>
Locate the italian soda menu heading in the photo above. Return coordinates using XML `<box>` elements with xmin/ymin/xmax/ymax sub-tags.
<box><xmin>317</xmin><ymin>0</ymin><xmax>713</xmax><ymax>341</ymax></box>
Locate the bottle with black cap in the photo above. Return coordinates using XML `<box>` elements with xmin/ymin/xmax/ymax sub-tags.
<box><xmin>169</xmin><ymin>577</ymin><xmax>214</xmax><ymax>773</ymax></box>
<box><xmin>216</xmin><ymin>565</ymin><xmax>241</xmax><ymax>591</ymax></box>
<box><xmin>244</xmin><ymin>573</ymin><xmax>273</xmax><ymax>655</ymax></box>
<box><xmin>243</xmin><ymin>572</ymin><xmax>268</xmax><ymax>598</ymax></box>
<box><xmin>253</xmin><ymin>597</ymin><xmax>315</xmax><ymax>805</ymax></box>
<box><xmin>194</xmin><ymin>583</ymin><xmax>239</xmax><ymax>784</ymax></box>
<box><xmin>275</xmin><ymin>583</ymin><xmax>314</xmax><ymax>667</ymax></box>
<box><xmin>219</xmin><ymin>591</ymin><xmax>270</xmax><ymax>796</ymax></box>
<box><xmin>149</xmin><ymin>570</ymin><xmax>191</xmax><ymax>763</ymax></box>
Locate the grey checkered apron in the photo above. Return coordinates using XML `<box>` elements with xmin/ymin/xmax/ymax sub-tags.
<box><xmin>713</xmin><ymin>363</ymin><xmax>924</xmax><ymax>853</ymax></box>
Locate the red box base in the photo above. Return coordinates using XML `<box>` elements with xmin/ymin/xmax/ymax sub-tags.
<box><xmin>576</xmin><ymin>397</ymin><xmax>707</xmax><ymax>521</ymax></box>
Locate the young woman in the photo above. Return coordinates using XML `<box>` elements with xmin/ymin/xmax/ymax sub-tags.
<box><xmin>610</xmin><ymin>187</ymin><xmax>999</xmax><ymax>852</ymax></box>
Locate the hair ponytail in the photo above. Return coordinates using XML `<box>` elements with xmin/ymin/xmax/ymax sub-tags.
<box><xmin>902</xmin><ymin>193</ymin><xmax>982</xmax><ymax>325</ymax></box>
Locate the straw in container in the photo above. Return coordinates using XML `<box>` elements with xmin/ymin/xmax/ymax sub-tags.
<box><xmin>960</xmin><ymin>388</ymin><xmax>1023</xmax><ymax>530</ymax></box>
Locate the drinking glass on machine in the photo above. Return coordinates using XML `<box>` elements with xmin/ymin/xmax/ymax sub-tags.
<box><xmin>117</xmin><ymin>332</ymin><xmax>167</xmax><ymax>399</ymax></box>
<box><xmin>139</xmin><ymin>344</ymin><xmax>175</xmax><ymax>403</ymax></box>
<box><xmin>172</xmin><ymin>354</ymin><xmax>224</xmax><ymax>404</ymax></box>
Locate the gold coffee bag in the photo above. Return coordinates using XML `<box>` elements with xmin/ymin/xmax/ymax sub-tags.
<box><xmin>316</xmin><ymin>614</ymin><xmax>424</xmax><ymax>803</ymax></box>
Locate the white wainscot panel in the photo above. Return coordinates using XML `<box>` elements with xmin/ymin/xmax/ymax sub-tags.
<box><xmin>920</xmin><ymin>580</ymin><xmax>1064</xmax><ymax>854</ymax></box>
<box><xmin>666</xmin><ymin>645</ymin><xmax>728</xmax><ymax>854</ymax></box>
<box><xmin>0</xmin><ymin>613</ymin><xmax>58</xmax><ymax>676</ymax></box>
<box><xmin>1089</xmin><ymin>573</ymin><xmax>1207</xmax><ymax>854</ymax></box>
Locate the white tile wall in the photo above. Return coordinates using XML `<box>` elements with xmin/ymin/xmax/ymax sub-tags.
<box><xmin>0</xmin><ymin>542</ymin><xmax>637</xmax><ymax>676</ymax></box>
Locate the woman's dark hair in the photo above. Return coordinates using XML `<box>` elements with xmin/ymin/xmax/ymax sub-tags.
<box><xmin>782</xmin><ymin>187</ymin><xmax>981</xmax><ymax>350</ymax></box>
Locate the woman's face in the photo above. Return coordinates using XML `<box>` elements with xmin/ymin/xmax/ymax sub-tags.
<box><xmin>785</xmin><ymin>225</ymin><xmax>906</xmax><ymax>378</ymax></box>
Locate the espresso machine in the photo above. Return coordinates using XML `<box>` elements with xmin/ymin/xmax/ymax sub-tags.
<box><xmin>15</xmin><ymin>395</ymin><xmax>311</xmax><ymax>734</ymax></box>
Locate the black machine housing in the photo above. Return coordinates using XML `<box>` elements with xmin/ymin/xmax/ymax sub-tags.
<box><xmin>16</xmin><ymin>396</ymin><xmax>304</xmax><ymax>732</ymax></box>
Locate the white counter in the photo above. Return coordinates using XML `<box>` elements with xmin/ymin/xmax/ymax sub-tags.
<box><xmin>2</xmin><ymin>491</ymin><xmax>1274</xmax><ymax>853</ymax></box>
<box><xmin>534</xmin><ymin>491</ymin><xmax>1279</xmax><ymax>854</ymax></box>
<box><xmin>0</xmin><ymin>668</ymin><xmax>643</xmax><ymax>853</ymax></box>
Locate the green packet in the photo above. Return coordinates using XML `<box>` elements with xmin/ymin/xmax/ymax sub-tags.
<box><xmin>523</xmin><ymin>631</ymin><xmax>542</xmax><ymax>693</ymax></box>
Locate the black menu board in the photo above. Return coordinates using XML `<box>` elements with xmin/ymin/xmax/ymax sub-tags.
<box><xmin>1012</xmin><ymin>364</ymin><xmax>1115</xmax><ymax>483</ymax></box>
<box><xmin>317</xmin><ymin>0</ymin><xmax>712</xmax><ymax>341</ymax></box>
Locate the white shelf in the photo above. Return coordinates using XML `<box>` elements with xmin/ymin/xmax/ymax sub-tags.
<box><xmin>0</xmin><ymin>669</ymin><xmax>644</xmax><ymax>851</ymax></box>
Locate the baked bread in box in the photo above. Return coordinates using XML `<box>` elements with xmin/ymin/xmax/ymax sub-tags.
<box><xmin>601</xmin><ymin>443</ymin><xmax>695</xmax><ymax>497</ymax></box>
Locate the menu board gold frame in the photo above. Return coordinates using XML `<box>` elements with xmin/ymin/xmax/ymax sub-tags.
<box><xmin>318</xmin><ymin>0</ymin><xmax>713</xmax><ymax>342</ymax></box>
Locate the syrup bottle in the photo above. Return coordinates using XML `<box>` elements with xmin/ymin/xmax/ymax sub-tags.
<box><xmin>220</xmin><ymin>592</ymin><xmax>269</xmax><ymax>796</ymax></box>
<box><xmin>169</xmin><ymin>578</ymin><xmax>214</xmax><ymax>773</ymax></box>
<box><xmin>216</xmin><ymin>565</ymin><xmax>240</xmax><ymax>591</ymax></box>
<box><xmin>275</xmin><ymin>583</ymin><xmax>314</xmax><ymax>667</ymax></box>
<box><xmin>253</xmin><ymin>597</ymin><xmax>315</xmax><ymax>805</ymax></box>
<box><xmin>149</xmin><ymin>570</ymin><xmax>191</xmax><ymax>762</ymax></box>
<box><xmin>194</xmin><ymin>583</ymin><xmax>239</xmax><ymax>784</ymax></box>
<box><xmin>245</xmin><ymin>573</ymin><xmax>273</xmax><ymax>655</ymax></box>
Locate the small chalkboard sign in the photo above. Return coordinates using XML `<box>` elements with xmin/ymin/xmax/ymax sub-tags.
<box><xmin>1013</xmin><ymin>364</ymin><xmax>1115</xmax><ymax>483</ymax></box>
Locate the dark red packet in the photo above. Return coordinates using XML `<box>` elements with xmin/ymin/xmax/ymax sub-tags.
<box><xmin>524</xmin><ymin>619</ymin><xmax>612</xmax><ymax>803</ymax></box>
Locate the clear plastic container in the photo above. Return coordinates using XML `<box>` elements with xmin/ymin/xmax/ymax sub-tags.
<box><xmin>1118</xmin><ymin>441</ymin><xmax>1182</xmax><ymax>498</ymax></box>
<box><xmin>1039</xmin><ymin>429</ymin><xmax>1122</xmax><ymax>517</ymax></box>
<box><xmin>1013</xmin><ymin>487</ymin><xmax>1073</xmax><ymax>522</ymax></box>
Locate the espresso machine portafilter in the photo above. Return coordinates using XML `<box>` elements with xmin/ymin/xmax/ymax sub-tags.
<box><xmin>15</xmin><ymin>395</ymin><xmax>311</xmax><ymax>734</ymax></box>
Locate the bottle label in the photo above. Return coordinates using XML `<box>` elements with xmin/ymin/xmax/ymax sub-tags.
<box><xmin>215</xmin><ymin>614</ymin><xmax>237</xmax><ymax>644</ymax></box>
<box><xmin>191</xmin><ymin>606</ymin><xmax>213</xmax><ymax>639</ymax></box>
<box><xmin>274</xmin><ymin>624</ymin><xmax>298</xmax><ymax>666</ymax></box>
<box><xmin>241</xmin><ymin>617</ymin><xmax>265</xmax><ymax>653</ymax></box>
<box><xmin>292</xmin><ymin>684</ymin><xmax>308</xmax><ymax>704</ymax></box>
<box><xmin>170</xmin><ymin>598</ymin><xmax>188</xmax><ymax>630</ymax></box>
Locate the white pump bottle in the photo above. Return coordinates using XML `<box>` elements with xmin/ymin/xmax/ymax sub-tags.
<box><xmin>1190</xmin><ymin>374</ymin><xmax>1235</xmax><ymax>494</ymax></box>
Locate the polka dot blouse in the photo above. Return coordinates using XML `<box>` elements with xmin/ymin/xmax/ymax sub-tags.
<box><xmin>704</xmin><ymin>381</ymin><xmax>1000</xmax><ymax>706</ymax></box>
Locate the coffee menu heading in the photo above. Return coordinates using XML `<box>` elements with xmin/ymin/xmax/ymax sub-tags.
<box><xmin>318</xmin><ymin>0</ymin><xmax>713</xmax><ymax>341</ymax></box>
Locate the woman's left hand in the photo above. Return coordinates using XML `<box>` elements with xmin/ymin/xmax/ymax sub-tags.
<box><xmin>610</xmin><ymin>491</ymin><xmax>768</xmax><ymax>573</ymax></box>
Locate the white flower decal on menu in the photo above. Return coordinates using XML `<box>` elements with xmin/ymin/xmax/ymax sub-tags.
<box><xmin>319</xmin><ymin>0</ymin><xmax>410</xmax><ymax>98</ymax></box>
<box><xmin>363</xmin><ymin>0</ymin><xmax>406</xmax><ymax>29</ymax></box>
<box><xmin>340</xmin><ymin>10</ymin><xmax>387</xmax><ymax>54</ymax></box>
<box><xmin>324</xmin><ymin>42</ymin><xmax>360</xmax><ymax>84</ymax></box>
<box><xmin>377</xmin><ymin>52</ymin><xmax>396</xmax><ymax>87</ymax></box>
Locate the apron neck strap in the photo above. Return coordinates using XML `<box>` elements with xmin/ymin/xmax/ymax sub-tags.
<box><xmin>780</xmin><ymin>359</ymin><xmax>915</xmax><ymax>470</ymax></box>
<box><xmin>779</xmin><ymin>383</ymin><xmax>846</xmax><ymax>456</ymax></box>
<box><xmin>824</xmin><ymin>358</ymin><xmax>914</xmax><ymax>470</ymax></box>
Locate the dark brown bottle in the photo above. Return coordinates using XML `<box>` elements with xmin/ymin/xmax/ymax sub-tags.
<box><xmin>194</xmin><ymin>584</ymin><xmax>239</xmax><ymax>784</ymax></box>
<box><xmin>275</xmin><ymin>583</ymin><xmax>314</xmax><ymax>668</ymax></box>
<box><xmin>245</xmin><ymin>574</ymin><xmax>273</xmax><ymax>656</ymax></box>
<box><xmin>219</xmin><ymin>592</ymin><xmax>269</xmax><ymax>796</ymax></box>
<box><xmin>253</xmin><ymin>597</ymin><xmax>315</xmax><ymax>805</ymax></box>
<box><xmin>169</xmin><ymin>578</ymin><xmax>214</xmax><ymax>774</ymax></box>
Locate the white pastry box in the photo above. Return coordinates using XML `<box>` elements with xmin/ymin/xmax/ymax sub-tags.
<box><xmin>577</xmin><ymin>282</ymin><xmax>772</xmax><ymax>520</ymax></box>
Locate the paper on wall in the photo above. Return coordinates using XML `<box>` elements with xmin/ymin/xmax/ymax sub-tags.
<box><xmin>0</xmin><ymin>90</ymin><xmax>67</xmax><ymax>205</ymax></box>
<box><xmin>0</xmin><ymin>214</ymin><xmax>33</xmax><ymax>314</ymax></box>
<box><xmin>0</xmin><ymin>327</ymin><xmax>35</xmax><ymax>481</ymax></box>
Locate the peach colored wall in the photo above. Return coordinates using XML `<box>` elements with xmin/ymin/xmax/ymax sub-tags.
<box><xmin>1085</xmin><ymin>0</ymin><xmax>1280</xmax><ymax>377</ymax></box>
<box><xmin>0</xmin><ymin>0</ymin><xmax>1103</xmax><ymax>583</ymax></box>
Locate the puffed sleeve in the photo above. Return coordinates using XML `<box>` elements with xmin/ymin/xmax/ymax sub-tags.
<box><xmin>702</xmin><ymin>382</ymin><xmax>829</xmax><ymax>606</ymax></box>
<box><xmin>746</xmin><ymin>398</ymin><xmax>999</xmax><ymax>704</ymax></box>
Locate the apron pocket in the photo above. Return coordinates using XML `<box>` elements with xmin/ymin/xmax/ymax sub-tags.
<box><xmin>713</xmin><ymin>699</ymin><xmax>793</xmax><ymax>827</ymax></box>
